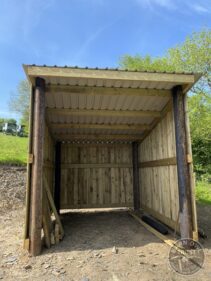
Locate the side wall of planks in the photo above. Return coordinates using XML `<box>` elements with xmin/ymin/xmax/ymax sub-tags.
<box><xmin>60</xmin><ymin>144</ymin><xmax>133</xmax><ymax>209</ymax></box>
<box><xmin>139</xmin><ymin>110</ymin><xmax>180</xmax><ymax>230</ymax></box>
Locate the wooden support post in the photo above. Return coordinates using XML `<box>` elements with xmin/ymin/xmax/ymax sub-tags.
<box><xmin>172</xmin><ymin>86</ymin><xmax>193</xmax><ymax>239</ymax></box>
<box><xmin>54</xmin><ymin>142</ymin><xmax>61</xmax><ymax>213</ymax></box>
<box><xmin>30</xmin><ymin>77</ymin><xmax>45</xmax><ymax>256</ymax></box>
<box><xmin>184</xmin><ymin>94</ymin><xmax>198</xmax><ymax>240</ymax></box>
<box><xmin>132</xmin><ymin>142</ymin><xmax>140</xmax><ymax>210</ymax></box>
<box><xmin>24</xmin><ymin>84</ymin><xmax>34</xmax><ymax>249</ymax></box>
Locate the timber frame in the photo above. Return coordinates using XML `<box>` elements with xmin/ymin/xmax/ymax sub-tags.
<box><xmin>23</xmin><ymin>64</ymin><xmax>201</xmax><ymax>255</ymax></box>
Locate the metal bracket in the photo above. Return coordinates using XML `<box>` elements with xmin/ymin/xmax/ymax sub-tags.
<box><xmin>187</xmin><ymin>154</ymin><xmax>192</xmax><ymax>163</ymax></box>
<box><xmin>28</xmin><ymin>154</ymin><xmax>34</xmax><ymax>164</ymax></box>
<box><xmin>23</xmin><ymin>238</ymin><xmax>30</xmax><ymax>250</ymax></box>
<box><xmin>192</xmin><ymin>231</ymin><xmax>199</xmax><ymax>241</ymax></box>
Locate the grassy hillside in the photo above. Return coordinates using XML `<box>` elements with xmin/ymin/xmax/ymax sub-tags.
<box><xmin>0</xmin><ymin>133</ymin><xmax>28</xmax><ymax>165</ymax></box>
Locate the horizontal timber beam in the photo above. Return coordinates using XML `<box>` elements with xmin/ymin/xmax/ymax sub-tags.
<box><xmin>61</xmin><ymin>203</ymin><xmax>133</xmax><ymax>209</ymax></box>
<box><xmin>139</xmin><ymin>157</ymin><xmax>177</xmax><ymax>168</ymax></box>
<box><xmin>51</xmin><ymin>123</ymin><xmax>150</xmax><ymax>130</ymax></box>
<box><xmin>54</xmin><ymin>134</ymin><xmax>143</xmax><ymax>142</ymax></box>
<box><xmin>47</xmin><ymin>108</ymin><xmax>161</xmax><ymax>118</ymax></box>
<box><xmin>140</xmin><ymin>100</ymin><xmax>173</xmax><ymax>143</ymax></box>
<box><xmin>25</xmin><ymin>65</ymin><xmax>196</xmax><ymax>85</ymax></box>
<box><xmin>61</xmin><ymin>163</ymin><xmax>132</xmax><ymax>168</ymax></box>
<box><xmin>46</xmin><ymin>85</ymin><xmax>171</xmax><ymax>97</ymax></box>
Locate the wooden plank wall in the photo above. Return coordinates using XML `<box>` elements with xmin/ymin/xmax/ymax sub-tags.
<box><xmin>139</xmin><ymin>110</ymin><xmax>179</xmax><ymax>230</ymax></box>
<box><xmin>43</xmin><ymin>124</ymin><xmax>55</xmax><ymax>194</ymax></box>
<box><xmin>60</xmin><ymin>144</ymin><xmax>133</xmax><ymax>209</ymax></box>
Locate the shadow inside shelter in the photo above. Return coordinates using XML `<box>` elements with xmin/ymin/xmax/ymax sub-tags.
<box><xmin>42</xmin><ymin>208</ymin><xmax>164</xmax><ymax>255</ymax></box>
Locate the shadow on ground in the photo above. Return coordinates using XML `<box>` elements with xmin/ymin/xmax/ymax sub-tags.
<box><xmin>43</xmin><ymin>209</ymin><xmax>163</xmax><ymax>255</ymax></box>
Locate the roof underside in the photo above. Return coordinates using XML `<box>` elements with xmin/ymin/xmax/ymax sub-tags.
<box><xmin>24</xmin><ymin>65</ymin><xmax>200</xmax><ymax>143</ymax></box>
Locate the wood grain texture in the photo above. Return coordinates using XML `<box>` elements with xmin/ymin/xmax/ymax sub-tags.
<box><xmin>140</xmin><ymin>157</ymin><xmax>176</xmax><ymax>168</ymax></box>
<box><xmin>172</xmin><ymin>86</ymin><xmax>193</xmax><ymax>238</ymax></box>
<box><xmin>184</xmin><ymin>94</ymin><xmax>198</xmax><ymax>240</ymax></box>
<box><xmin>30</xmin><ymin>78</ymin><xmax>45</xmax><ymax>256</ymax></box>
<box><xmin>43</xmin><ymin>124</ymin><xmax>55</xmax><ymax>196</ymax></box>
<box><xmin>139</xmin><ymin>110</ymin><xmax>179</xmax><ymax>230</ymax></box>
<box><xmin>25</xmin><ymin>65</ymin><xmax>195</xmax><ymax>84</ymax></box>
<box><xmin>60</xmin><ymin>144</ymin><xmax>133</xmax><ymax>209</ymax></box>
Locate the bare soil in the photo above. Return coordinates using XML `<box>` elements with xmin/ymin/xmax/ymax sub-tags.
<box><xmin>0</xmin><ymin>167</ymin><xmax>211</xmax><ymax>281</ymax></box>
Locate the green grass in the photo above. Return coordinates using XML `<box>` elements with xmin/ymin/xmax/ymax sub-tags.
<box><xmin>195</xmin><ymin>181</ymin><xmax>211</xmax><ymax>205</ymax></box>
<box><xmin>0</xmin><ymin>133</ymin><xmax>28</xmax><ymax>165</ymax></box>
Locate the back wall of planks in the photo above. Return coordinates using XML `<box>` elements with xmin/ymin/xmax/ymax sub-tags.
<box><xmin>139</xmin><ymin>110</ymin><xmax>179</xmax><ymax>230</ymax></box>
<box><xmin>60</xmin><ymin>144</ymin><xmax>133</xmax><ymax>209</ymax></box>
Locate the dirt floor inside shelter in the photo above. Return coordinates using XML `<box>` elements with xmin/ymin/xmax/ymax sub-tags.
<box><xmin>0</xmin><ymin>167</ymin><xmax>211</xmax><ymax>281</ymax></box>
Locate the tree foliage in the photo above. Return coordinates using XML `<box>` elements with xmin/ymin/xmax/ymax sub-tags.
<box><xmin>120</xmin><ymin>28</ymin><xmax>211</xmax><ymax>178</ymax></box>
<box><xmin>0</xmin><ymin>118</ymin><xmax>17</xmax><ymax>124</ymax></box>
<box><xmin>119</xmin><ymin>55</ymin><xmax>174</xmax><ymax>72</ymax></box>
<box><xmin>9</xmin><ymin>80</ymin><xmax>30</xmax><ymax>131</ymax></box>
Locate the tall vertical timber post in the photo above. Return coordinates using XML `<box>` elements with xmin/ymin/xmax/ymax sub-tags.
<box><xmin>54</xmin><ymin>142</ymin><xmax>61</xmax><ymax>214</ymax></box>
<box><xmin>172</xmin><ymin>85</ymin><xmax>193</xmax><ymax>239</ymax></box>
<box><xmin>30</xmin><ymin>77</ymin><xmax>45</xmax><ymax>256</ymax></box>
<box><xmin>24</xmin><ymin>84</ymin><xmax>34</xmax><ymax>250</ymax></box>
<box><xmin>132</xmin><ymin>142</ymin><xmax>140</xmax><ymax>211</ymax></box>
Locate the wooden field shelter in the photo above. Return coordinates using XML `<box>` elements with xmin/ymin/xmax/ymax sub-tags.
<box><xmin>23</xmin><ymin>64</ymin><xmax>201</xmax><ymax>256</ymax></box>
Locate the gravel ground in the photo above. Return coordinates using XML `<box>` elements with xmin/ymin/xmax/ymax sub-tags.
<box><xmin>0</xmin><ymin>166</ymin><xmax>26</xmax><ymax>212</ymax></box>
<box><xmin>0</xmin><ymin>167</ymin><xmax>211</xmax><ymax>281</ymax></box>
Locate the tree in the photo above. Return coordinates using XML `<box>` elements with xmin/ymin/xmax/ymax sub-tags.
<box><xmin>0</xmin><ymin>118</ymin><xmax>17</xmax><ymax>131</ymax></box>
<box><xmin>119</xmin><ymin>29</ymin><xmax>211</xmax><ymax>178</ymax></box>
<box><xmin>0</xmin><ymin>118</ymin><xmax>17</xmax><ymax>124</ymax></box>
<box><xmin>119</xmin><ymin>54</ymin><xmax>174</xmax><ymax>72</ymax></box>
<box><xmin>9</xmin><ymin>80</ymin><xmax>30</xmax><ymax>131</ymax></box>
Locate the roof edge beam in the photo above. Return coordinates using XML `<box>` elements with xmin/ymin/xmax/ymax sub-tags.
<box><xmin>25</xmin><ymin>65</ymin><xmax>196</xmax><ymax>85</ymax></box>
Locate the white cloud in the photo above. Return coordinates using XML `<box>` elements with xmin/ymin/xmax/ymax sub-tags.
<box><xmin>190</xmin><ymin>3</ymin><xmax>210</xmax><ymax>13</ymax></box>
<box><xmin>134</xmin><ymin>0</ymin><xmax>211</xmax><ymax>13</ymax></box>
<box><xmin>135</xmin><ymin>0</ymin><xmax>176</xmax><ymax>10</ymax></box>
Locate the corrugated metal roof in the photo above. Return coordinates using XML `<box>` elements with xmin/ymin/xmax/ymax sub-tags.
<box><xmin>44</xmin><ymin>77</ymin><xmax>177</xmax><ymax>89</ymax></box>
<box><xmin>47</xmin><ymin>114</ymin><xmax>154</xmax><ymax>126</ymax></box>
<box><xmin>53</xmin><ymin>128</ymin><xmax>145</xmax><ymax>135</ymax></box>
<box><xmin>23</xmin><ymin>64</ymin><xmax>201</xmax><ymax>142</ymax></box>
<box><xmin>26</xmin><ymin>64</ymin><xmax>196</xmax><ymax>75</ymax></box>
<box><xmin>24</xmin><ymin>63</ymin><xmax>201</xmax><ymax>94</ymax></box>
<box><xmin>46</xmin><ymin>92</ymin><xmax>169</xmax><ymax>111</ymax></box>
<box><xmin>45</xmin><ymin>86</ymin><xmax>170</xmax><ymax>140</ymax></box>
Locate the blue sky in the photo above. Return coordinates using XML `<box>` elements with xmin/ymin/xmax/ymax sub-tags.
<box><xmin>0</xmin><ymin>0</ymin><xmax>210</xmax><ymax>120</ymax></box>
